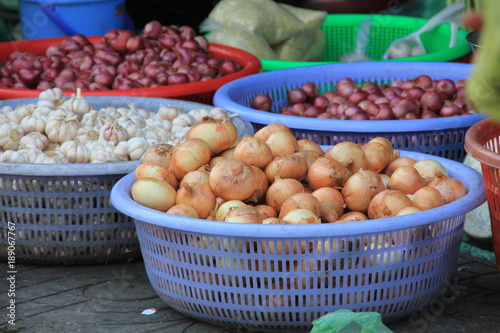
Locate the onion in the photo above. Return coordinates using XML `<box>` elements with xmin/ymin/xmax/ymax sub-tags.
<box><xmin>245</xmin><ymin>165</ymin><xmax>269</xmax><ymax>204</ymax></box>
<box><xmin>215</xmin><ymin>200</ymin><xmax>246</xmax><ymax>221</ymax></box>
<box><xmin>278</xmin><ymin>192</ymin><xmax>321</xmax><ymax>219</ymax></box>
<box><xmin>264</xmin><ymin>153</ymin><xmax>308</xmax><ymax>183</ymax></box>
<box><xmin>302</xmin><ymin>81</ymin><xmax>319</xmax><ymax>101</ymax></box>
<box><xmin>297</xmin><ymin>139</ymin><xmax>324</xmax><ymax>154</ymax></box>
<box><xmin>414</xmin><ymin>75</ymin><xmax>433</xmax><ymax>89</ymax></box>
<box><xmin>180</xmin><ymin>168</ymin><xmax>210</xmax><ymax>187</ymax></box>
<box><xmin>427</xmin><ymin>174</ymin><xmax>467</xmax><ymax>204</ymax></box>
<box><xmin>170</xmin><ymin>138</ymin><xmax>212</xmax><ymax>181</ymax></box>
<box><xmin>209</xmin><ymin>159</ymin><xmax>259</xmax><ymax>201</ymax></box>
<box><xmin>368</xmin><ymin>190</ymin><xmax>414</xmax><ymax>219</ymax></box>
<box><xmin>384</xmin><ymin>157</ymin><xmax>417</xmax><ymax>176</ymax></box>
<box><xmin>307</xmin><ymin>156</ymin><xmax>351</xmax><ymax>190</ymax></box>
<box><xmin>186</xmin><ymin>118</ymin><xmax>238</xmax><ymax>155</ymax></box>
<box><xmin>254</xmin><ymin>204</ymin><xmax>277</xmax><ymax>219</ymax></box>
<box><xmin>325</xmin><ymin>141</ymin><xmax>367</xmax><ymax>174</ymax></box>
<box><xmin>224</xmin><ymin>205</ymin><xmax>263</xmax><ymax>224</ymax></box>
<box><xmin>131</xmin><ymin>178</ymin><xmax>176</xmax><ymax>211</ymax></box>
<box><xmin>207</xmin><ymin>156</ymin><xmax>227</xmax><ymax>171</ymax></box>
<box><xmin>337</xmin><ymin>211</ymin><xmax>369</xmax><ymax>222</ymax></box>
<box><xmin>412</xmin><ymin>159</ymin><xmax>449</xmax><ymax>182</ymax></box>
<box><xmin>265</xmin><ymin>130</ymin><xmax>299</xmax><ymax>157</ymax></box>
<box><xmin>362</xmin><ymin>141</ymin><xmax>393</xmax><ymax>173</ymax></box>
<box><xmin>166</xmin><ymin>204</ymin><xmax>200</xmax><ymax>218</ymax></box>
<box><xmin>254</xmin><ymin>123</ymin><xmax>292</xmax><ymax>142</ymax></box>
<box><xmin>251</xmin><ymin>94</ymin><xmax>273</xmax><ymax>111</ymax></box>
<box><xmin>265</xmin><ymin>178</ymin><xmax>305</xmax><ymax>213</ymax></box>
<box><xmin>396</xmin><ymin>206</ymin><xmax>422</xmax><ymax>216</ymax></box>
<box><xmin>342</xmin><ymin>169</ymin><xmax>386</xmax><ymax>213</ymax></box>
<box><xmin>281</xmin><ymin>208</ymin><xmax>321</xmax><ymax>225</ymax></box>
<box><xmin>134</xmin><ymin>163</ymin><xmax>179</xmax><ymax>189</ymax></box>
<box><xmin>142</xmin><ymin>143</ymin><xmax>174</xmax><ymax>169</ymax></box>
<box><xmin>287</xmin><ymin>88</ymin><xmax>308</xmax><ymax>104</ymax></box>
<box><xmin>311</xmin><ymin>187</ymin><xmax>345</xmax><ymax>223</ymax></box>
<box><xmin>176</xmin><ymin>182</ymin><xmax>216</xmax><ymax>219</ymax></box>
<box><xmin>232</xmin><ymin>135</ymin><xmax>273</xmax><ymax>169</ymax></box>
<box><xmin>409</xmin><ymin>186</ymin><xmax>446</xmax><ymax>211</ymax></box>
<box><xmin>387</xmin><ymin>165</ymin><xmax>427</xmax><ymax>195</ymax></box>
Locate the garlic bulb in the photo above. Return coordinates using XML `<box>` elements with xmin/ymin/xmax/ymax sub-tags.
<box><xmin>62</xmin><ymin>89</ymin><xmax>92</xmax><ymax>120</ymax></box>
<box><xmin>80</xmin><ymin>110</ymin><xmax>109</xmax><ymax>128</ymax></box>
<box><xmin>171</xmin><ymin>126</ymin><xmax>191</xmax><ymax>143</ymax></box>
<box><xmin>188</xmin><ymin>108</ymin><xmax>210</xmax><ymax>123</ymax></box>
<box><xmin>1</xmin><ymin>105</ymin><xmax>14</xmax><ymax>115</ymax></box>
<box><xmin>147</xmin><ymin>117</ymin><xmax>172</xmax><ymax>131</ymax></box>
<box><xmin>19</xmin><ymin>132</ymin><xmax>49</xmax><ymax>151</ymax></box>
<box><xmin>45</xmin><ymin>142</ymin><xmax>61</xmax><ymax>151</ymax></box>
<box><xmin>142</xmin><ymin>125</ymin><xmax>170</xmax><ymax>143</ymax></box>
<box><xmin>172</xmin><ymin>113</ymin><xmax>196</xmax><ymax>128</ymax></box>
<box><xmin>1</xmin><ymin>150</ymin><xmax>28</xmax><ymax>163</ymax></box>
<box><xmin>91</xmin><ymin>150</ymin><xmax>126</xmax><ymax>163</ymax></box>
<box><xmin>5</xmin><ymin>111</ymin><xmax>23</xmax><ymax>124</ymax></box>
<box><xmin>128</xmin><ymin>104</ymin><xmax>150</xmax><ymax>119</ymax></box>
<box><xmin>98</xmin><ymin>107</ymin><xmax>121</xmax><ymax>121</ymax></box>
<box><xmin>33</xmin><ymin>103</ymin><xmax>54</xmax><ymax>116</ymax></box>
<box><xmin>34</xmin><ymin>151</ymin><xmax>69</xmax><ymax>164</ymax></box>
<box><xmin>157</xmin><ymin>105</ymin><xmax>184</xmax><ymax>120</ymax></box>
<box><xmin>117</xmin><ymin>116</ymin><xmax>144</xmax><ymax>138</ymax></box>
<box><xmin>20</xmin><ymin>112</ymin><xmax>47</xmax><ymax>134</ymax></box>
<box><xmin>19</xmin><ymin>145</ymin><xmax>43</xmax><ymax>163</ymax></box>
<box><xmin>45</xmin><ymin>112</ymin><xmax>80</xmax><ymax>143</ymax></box>
<box><xmin>0</xmin><ymin>123</ymin><xmax>23</xmax><ymax>150</ymax></box>
<box><xmin>77</xmin><ymin>128</ymin><xmax>101</xmax><ymax>147</ymax></box>
<box><xmin>113</xmin><ymin>141</ymin><xmax>129</xmax><ymax>160</ymax></box>
<box><xmin>60</xmin><ymin>139</ymin><xmax>91</xmax><ymax>163</ymax></box>
<box><xmin>126</xmin><ymin>137</ymin><xmax>150</xmax><ymax>160</ymax></box>
<box><xmin>208</xmin><ymin>107</ymin><xmax>231</xmax><ymax>120</ymax></box>
<box><xmin>15</xmin><ymin>105</ymin><xmax>35</xmax><ymax>118</ymax></box>
<box><xmin>38</xmin><ymin>87</ymin><xmax>67</xmax><ymax>107</ymax></box>
<box><xmin>100</xmin><ymin>120</ymin><xmax>129</xmax><ymax>144</ymax></box>
<box><xmin>90</xmin><ymin>140</ymin><xmax>116</xmax><ymax>162</ymax></box>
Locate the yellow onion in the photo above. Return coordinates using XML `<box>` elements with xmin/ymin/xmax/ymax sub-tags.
<box><xmin>368</xmin><ymin>190</ymin><xmax>414</xmax><ymax>219</ymax></box>
<box><xmin>265</xmin><ymin>130</ymin><xmax>298</xmax><ymax>157</ymax></box>
<box><xmin>264</xmin><ymin>153</ymin><xmax>308</xmax><ymax>183</ymax></box>
<box><xmin>409</xmin><ymin>186</ymin><xmax>447</xmax><ymax>211</ymax></box>
<box><xmin>215</xmin><ymin>200</ymin><xmax>246</xmax><ymax>221</ymax></box>
<box><xmin>170</xmin><ymin>138</ymin><xmax>212</xmax><ymax>181</ymax></box>
<box><xmin>362</xmin><ymin>141</ymin><xmax>393</xmax><ymax>173</ymax></box>
<box><xmin>134</xmin><ymin>163</ymin><xmax>179</xmax><ymax>189</ymax></box>
<box><xmin>396</xmin><ymin>206</ymin><xmax>422</xmax><ymax>216</ymax></box>
<box><xmin>166</xmin><ymin>204</ymin><xmax>200</xmax><ymax>218</ymax></box>
<box><xmin>209</xmin><ymin>158</ymin><xmax>259</xmax><ymax>201</ymax></box>
<box><xmin>385</xmin><ymin>157</ymin><xmax>417</xmax><ymax>176</ymax></box>
<box><xmin>262</xmin><ymin>217</ymin><xmax>284</xmax><ymax>224</ymax></box>
<box><xmin>278</xmin><ymin>192</ymin><xmax>321</xmax><ymax>219</ymax></box>
<box><xmin>281</xmin><ymin>208</ymin><xmax>321</xmax><ymax>224</ymax></box>
<box><xmin>255</xmin><ymin>205</ymin><xmax>278</xmax><ymax>219</ymax></box>
<box><xmin>219</xmin><ymin>147</ymin><xmax>235</xmax><ymax>159</ymax></box>
<box><xmin>254</xmin><ymin>123</ymin><xmax>292</xmax><ymax>142</ymax></box>
<box><xmin>265</xmin><ymin>178</ymin><xmax>305</xmax><ymax>213</ymax></box>
<box><xmin>141</xmin><ymin>143</ymin><xmax>174</xmax><ymax>169</ymax></box>
<box><xmin>131</xmin><ymin>178</ymin><xmax>176</xmax><ymax>212</ymax></box>
<box><xmin>368</xmin><ymin>137</ymin><xmax>393</xmax><ymax>154</ymax></box>
<box><xmin>379</xmin><ymin>173</ymin><xmax>390</xmax><ymax>188</ymax></box>
<box><xmin>245</xmin><ymin>166</ymin><xmax>270</xmax><ymax>204</ymax></box>
<box><xmin>307</xmin><ymin>156</ymin><xmax>351</xmax><ymax>190</ymax></box>
<box><xmin>325</xmin><ymin>141</ymin><xmax>367</xmax><ymax>174</ymax></box>
<box><xmin>342</xmin><ymin>169</ymin><xmax>386</xmax><ymax>213</ymax></box>
<box><xmin>186</xmin><ymin>118</ymin><xmax>238</xmax><ymax>155</ymax></box>
<box><xmin>311</xmin><ymin>187</ymin><xmax>346</xmax><ymax>223</ymax></box>
<box><xmin>336</xmin><ymin>211</ymin><xmax>369</xmax><ymax>223</ymax></box>
<box><xmin>387</xmin><ymin>165</ymin><xmax>427</xmax><ymax>195</ymax></box>
<box><xmin>207</xmin><ymin>156</ymin><xmax>227</xmax><ymax>171</ymax></box>
<box><xmin>232</xmin><ymin>135</ymin><xmax>273</xmax><ymax>169</ymax></box>
<box><xmin>297</xmin><ymin>139</ymin><xmax>324</xmax><ymax>154</ymax></box>
<box><xmin>413</xmin><ymin>159</ymin><xmax>449</xmax><ymax>182</ymax></box>
<box><xmin>224</xmin><ymin>205</ymin><xmax>263</xmax><ymax>224</ymax></box>
<box><xmin>428</xmin><ymin>174</ymin><xmax>467</xmax><ymax>204</ymax></box>
<box><xmin>180</xmin><ymin>168</ymin><xmax>210</xmax><ymax>187</ymax></box>
<box><xmin>176</xmin><ymin>182</ymin><xmax>217</xmax><ymax>219</ymax></box>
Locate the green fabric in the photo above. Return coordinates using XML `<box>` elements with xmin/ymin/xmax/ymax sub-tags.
<box><xmin>310</xmin><ymin>309</ymin><xmax>393</xmax><ymax>333</ymax></box>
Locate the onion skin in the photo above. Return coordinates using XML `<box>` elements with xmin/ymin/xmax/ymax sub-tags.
<box><xmin>387</xmin><ymin>165</ymin><xmax>427</xmax><ymax>195</ymax></box>
<box><xmin>209</xmin><ymin>159</ymin><xmax>259</xmax><ymax>201</ymax></box>
<box><xmin>176</xmin><ymin>182</ymin><xmax>216</xmax><ymax>219</ymax></box>
<box><xmin>264</xmin><ymin>153</ymin><xmax>308</xmax><ymax>183</ymax></box>
<box><xmin>368</xmin><ymin>190</ymin><xmax>414</xmax><ymax>219</ymax></box>
<box><xmin>336</xmin><ymin>211</ymin><xmax>369</xmax><ymax>223</ymax></box>
<box><xmin>409</xmin><ymin>186</ymin><xmax>446</xmax><ymax>210</ymax></box>
<box><xmin>265</xmin><ymin>178</ymin><xmax>305</xmax><ymax>213</ymax></box>
<box><xmin>167</xmin><ymin>204</ymin><xmax>200</xmax><ymax>218</ymax></box>
<box><xmin>233</xmin><ymin>135</ymin><xmax>273</xmax><ymax>169</ymax></box>
<box><xmin>428</xmin><ymin>174</ymin><xmax>467</xmax><ymax>204</ymax></box>
<box><xmin>342</xmin><ymin>169</ymin><xmax>386</xmax><ymax>213</ymax></box>
<box><xmin>307</xmin><ymin>156</ymin><xmax>352</xmax><ymax>190</ymax></box>
<box><xmin>325</xmin><ymin>141</ymin><xmax>367</xmax><ymax>174</ymax></box>
<box><xmin>311</xmin><ymin>187</ymin><xmax>345</xmax><ymax>223</ymax></box>
<box><xmin>134</xmin><ymin>163</ymin><xmax>179</xmax><ymax>189</ymax></box>
<box><xmin>254</xmin><ymin>123</ymin><xmax>292</xmax><ymax>142</ymax></box>
<box><xmin>385</xmin><ymin>157</ymin><xmax>417</xmax><ymax>176</ymax></box>
<box><xmin>186</xmin><ymin>119</ymin><xmax>238</xmax><ymax>155</ymax></box>
<box><xmin>131</xmin><ymin>178</ymin><xmax>176</xmax><ymax>212</ymax></box>
<box><xmin>278</xmin><ymin>192</ymin><xmax>321</xmax><ymax>219</ymax></box>
<box><xmin>142</xmin><ymin>143</ymin><xmax>174</xmax><ymax>169</ymax></box>
<box><xmin>170</xmin><ymin>138</ymin><xmax>212</xmax><ymax>181</ymax></box>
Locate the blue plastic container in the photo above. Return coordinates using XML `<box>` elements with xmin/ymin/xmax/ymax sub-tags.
<box><xmin>110</xmin><ymin>150</ymin><xmax>486</xmax><ymax>331</ymax></box>
<box><xmin>19</xmin><ymin>0</ymin><xmax>126</xmax><ymax>39</ymax></box>
<box><xmin>213</xmin><ymin>61</ymin><xmax>487</xmax><ymax>162</ymax></box>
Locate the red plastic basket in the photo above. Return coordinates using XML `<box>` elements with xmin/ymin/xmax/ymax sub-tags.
<box><xmin>464</xmin><ymin>117</ymin><xmax>500</xmax><ymax>272</ymax></box>
<box><xmin>0</xmin><ymin>37</ymin><xmax>262</xmax><ymax>104</ymax></box>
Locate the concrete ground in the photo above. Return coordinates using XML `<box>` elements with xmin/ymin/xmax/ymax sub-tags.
<box><xmin>1</xmin><ymin>247</ymin><xmax>500</xmax><ymax>333</ymax></box>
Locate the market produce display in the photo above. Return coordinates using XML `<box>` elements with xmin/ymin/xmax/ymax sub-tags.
<box><xmin>252</xmin><ymin>75</ymin><xmax>478</xmax><ymax>120</ymax></box>
<box><xmin>131</xmin><ymin>123</ymin><xmax>467</xmax><ymax>223</ymax></box>
<box><xmin>0</xmin><ymin>21</ymin><xmax>242</xmax><ymax>91</ymax></box>
<box><xmin>0</xmin><ymin>87</ymin><xmax>238</xmax><ymax>164</ymax></box>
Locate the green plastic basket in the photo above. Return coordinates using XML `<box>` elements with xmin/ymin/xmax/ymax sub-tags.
<box><xmin>261</xmin><ymin>14</ymin><xmax>472</xmax><ymax>71</ymax></box>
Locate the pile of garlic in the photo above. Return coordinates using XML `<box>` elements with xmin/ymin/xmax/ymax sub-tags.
<box><xmin>0</xmin><ymin>88</ymin><xmax>233</xmax><ymax>164</ymax></box>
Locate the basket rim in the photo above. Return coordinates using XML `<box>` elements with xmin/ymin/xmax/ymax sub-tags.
<box><xmin>110</xmin><ymin>150</ymin><xmax>486</xmax><ymax>238</ymax></box>
<box><xmin>0</xmin><ymin>37</ymin><xmax>262</xmax><ymax>99</ymax></box>
<box><xmin>465</xmin><ymin>116</ymin><xmax>500</xmax><ymax>167</ymax></box>
<box><xmin>261</xmin><ymin>13</ymin><xmax>472</xmax><ymax>69</ymax></box>
<box><xmin>0</xmin><ymin>96</ymin><xmax>254</xmax><ymax>176</ymax></box>
<box><xmin>213</xmin><ymin>61</ymin><xmax>485</xmax><ymax>133</ymax></box>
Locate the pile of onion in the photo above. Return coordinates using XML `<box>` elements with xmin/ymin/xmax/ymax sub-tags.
<box><xmin>0</xmin><ymin>21</ymin><xmax>241</xmax><ymax>91</ymax></box>
<box><xmin>251</xmin><ymin>75</ymin><xmax>478</xmax><ymax>120</ymax></box>
<box><xmin>131</xmin><ymin>122</ymin><xmax>468</xmax><ymax>226</ymax></box>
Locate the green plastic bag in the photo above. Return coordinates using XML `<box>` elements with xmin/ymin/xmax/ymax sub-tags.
<box><xmin>310</xmin><ymin>309</ymin><xmax>394</xmax><ymax>333</ymax></box>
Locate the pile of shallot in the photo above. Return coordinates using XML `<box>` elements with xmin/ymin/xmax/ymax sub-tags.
<box><xmin>0</xmin><ymin>87</ymin><xmax>236</xmax><ymax>164</ymax></box>
<box><xmin>0</xmin><ymin>21</ymin><xmax>241</xmax><ymax>91</ymax></box>
<box><xmin>132</xmin><ymin>123</ymin><xmax>467</xmax><ymax>224</ymax></box>
<box><xmin>251</xmin><ymin>75</ymin><xmax>478</xmax><ymax>120</ymax></box>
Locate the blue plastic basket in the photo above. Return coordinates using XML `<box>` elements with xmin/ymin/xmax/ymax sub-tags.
<box><xmin>213</xmin><ymin>61</ymin><xmax>486</xmax><ymax>162</ymax></box>
<box><xmin>110</xmin><ymin>150</ymin><xmax>486</xmax><ymax>331</ymax></box>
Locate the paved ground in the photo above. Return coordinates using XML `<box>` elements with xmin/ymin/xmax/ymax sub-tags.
<box><xmin>1</xmin><ymin>249</ymin><xmax>500</xmax><ymax>333</ymax></box>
